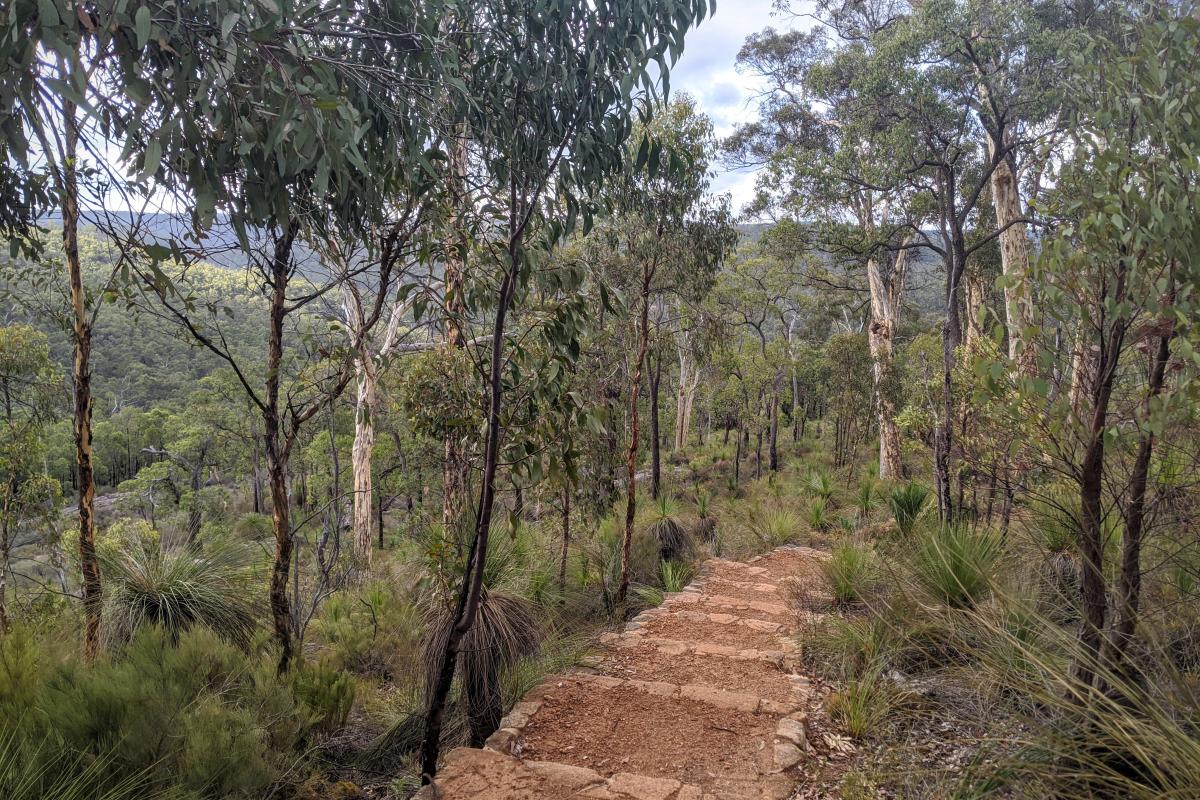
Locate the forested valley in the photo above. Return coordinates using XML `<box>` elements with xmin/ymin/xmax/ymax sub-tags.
<box><xmin>1</xmin><ymin>1</ymin><xmax>1198</xmax><ymax>798</ymax></box>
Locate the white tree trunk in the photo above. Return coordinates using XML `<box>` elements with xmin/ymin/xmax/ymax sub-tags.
<box><xmin>350</xmin><ymin>356</ymin><xmax>378</xmax><ymax>568</ymax></box>
<box><xmin>866</xmin><ymin>245</ymin><xmax>908</xmax><ymax>480</ymax></box>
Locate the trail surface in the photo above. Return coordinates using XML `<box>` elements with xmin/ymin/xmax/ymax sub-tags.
<box><xmin>418</xmin><ymin>546</ymin><xmax>836</xmax><ymax>800</ymax></box>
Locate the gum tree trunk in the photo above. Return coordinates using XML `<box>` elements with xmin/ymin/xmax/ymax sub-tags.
<box><xmin>62</xmin><ymin>93</ymin><xmax>102</xmax><ymax>661</ymax></box>
<box><xmin>618</xmin><ymin>261</ymin><xmax>653</xmax><ymax>606</ymax></box>
<box><xmin>866</xmin><ymin>245</ymin><xmax>907</xmax><ymax>481</ymax></box>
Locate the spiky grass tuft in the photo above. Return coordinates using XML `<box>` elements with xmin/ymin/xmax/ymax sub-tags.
<box><xmin>100</xmin><ymin>539</ymin><xmax>256</xmax><ymax>649</ymax></box>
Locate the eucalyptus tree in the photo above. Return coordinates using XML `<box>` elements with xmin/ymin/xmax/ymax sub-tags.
<box><xmin>587</xmin><ymin>97</ymin><xmax>734</xmax><ymax>607</ymax></box>
<box><xmin>728</xmin><ymin>21</ymin><xmax>918</xmax><ymax>481</ymax></box>
<box><xmin>0</xmin><ymin>0</ymin><xmax>174</xmax><ymax>658</ymax></box>
<box><xmin>998</xmin><ymin>9</ymin><xmax>1200</xmax><ymax>686</ymax></box>
<box><xmin>417</xmin><ymin>1</ymin><xmax>717</xmax><ymax>777</ymax></box>
<box><xmin>82</xmin><ymin>0</ymin><xmax>460</xmax><ymax>671</ymax></box>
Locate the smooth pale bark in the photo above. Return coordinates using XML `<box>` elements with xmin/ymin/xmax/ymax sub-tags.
<box><xmin>673</xmin><ymin>332</ymin><xmax>701</xmax><ymax>450</ymax></box>
<box><xmin>60</xmin><ymin>93</ymin><xmax>102</xmax><ymax>660</ymax></box>
<box><xmin>963</xmin><ymin>270</ymin><xmax>988</xmax><ymax>353</ymax></box>
<box><xmin>347</xmin><ymin>286</ymin><xmax>415</xmax><ymax>569</ymax></box>
<box><xmin>866</xmin><ymin>245</ymin><xmax>908</xmax><ymax>481</ymax></box>
<box><xmin>988</xmin><ymin>144</ymin><xmax>1036</xmax><ymax>374</ymax></box>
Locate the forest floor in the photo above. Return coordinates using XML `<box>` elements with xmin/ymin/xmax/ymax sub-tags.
<box><xmin>416</xmin><ymin>546</ymin><xmax>857</xmax><ymax>800</ymax></box>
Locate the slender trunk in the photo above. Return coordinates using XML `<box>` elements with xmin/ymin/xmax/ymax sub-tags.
<box><xmin>62</xmin><ymin>95</ymin><xmax>102</xmax><ymax>660</ymax></box>
<box><xmin>442</xmin><ymin>132</ymin><xmax>470</xmax><ymax>537</ymax></box>
<box><xmin>768</xmin><ymin>385</ymin><xmax>780</xmax><ymax>472</ymax></box>
<box><xmin>618</xmin><ymin>269</ymin><xmax>652</xmax><ymax>606</ymax></box>
<box><xmin>350</xmin><ymin>357</ymin><xmax>378</xmax><ymax>570</ymax></box>
<box><xmin>1074</xmin><ymin>315</ymin><xmax>1127</xmax><ymax>689</ymax></box>
<box><xmin>558</xmin><ymin>488</ymin><xmax>570</xmax><ymax>592</ymax></box>
<box><xmin>266</xmin><ymin>225</ymin><xmax>298</xmax><ymax>673</ymax></box>
<box><xmin>866</xmin><ymin>247</ymin><xmax>907</xmax><ymax>481</ymax></box>
<box><xmin>649</xmin><ymin>348</ymin><xmax>662</xmax><ymax>500</ymax></box>
<box><xmin>1111</xmin><ymin>325</ymin><xmax>1172</xmax><ymax>659</ymax></box>
<box><xmin>420</xmin><ymin>214</ymin><xmax>521</xmax><ymax>782</ymax></box>
<box><xmin>733</xmin><ymin>421</ymin><xmax>742</xmax><ymax>485</ymax></box>
<box><xmin>935</xmin><ymin>192</ymin><xmax>966</xmax><ymax>521</ymax></box>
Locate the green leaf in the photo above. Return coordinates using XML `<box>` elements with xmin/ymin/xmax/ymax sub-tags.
<box><xmin>134</xmin><ymin>6</ymin><xmax>151</xmax><ymax>49</ymax></box>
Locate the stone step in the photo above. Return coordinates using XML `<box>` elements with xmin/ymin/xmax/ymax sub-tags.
<box><xmin>593</xmin><ymin>642</ymin><xmax>807</xmax><ymax>705</ymax></box>
<box><xmin>482</xmin><ymin>676</ymin><xmax>807</xmax><ymax>799</ymax></box>
<box><xmin>417</xmin><ymin>747</ymin><xmax>788</xmax><ymax>800</ymax></box>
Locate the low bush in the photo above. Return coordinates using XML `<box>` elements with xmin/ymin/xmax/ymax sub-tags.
<box><xmin>911</xmin><ymin>524</ymin><xmax>1003</xmax><ymax>609</ymax></box>
<box><xmin>888</xmin><ymin>482</ymin><xmax>930</xmax><ymax>537</ymax></box>
<box><xmin>751</xmin><ymin>508</ymin><xmax>803</xmax><ymax>549</ymax></box>
<box><xmin>3</xmin><ymin>626</ymin><xmax>312</xmax><ymax>799</ymax></box>
<box><xmin>822</xmin><ymin>540</ymin><xmax>877</xmax><ymax>605</ymax></box>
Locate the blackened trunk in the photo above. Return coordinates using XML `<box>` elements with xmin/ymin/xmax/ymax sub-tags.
<box><xmin>420</xmin><ymin>226</ymin><xmax>520</xmax><ymax>782</ymax></box>
<box><xmin>1111</xmin><ymin>328</ymin><xmax>1172</xmax><ymax>661</ymax></box>
<box><xmin>649</xmin><ymin>349</ymin><xmax>662</xmax><ymax>500</ymax></box>
<box><xmin>266</xmin><ymin>225</ymin><xmax>299</xmax><ymax>674</ymax></box>
<box><xmin>618</xmin><ymin>268</ymin><xmax>652</xmax><ymax>606</ymax></box>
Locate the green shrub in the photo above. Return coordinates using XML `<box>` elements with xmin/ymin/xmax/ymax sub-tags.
<box><xmin>856</xmin><ymin>478</ymin><xmax>876</xmax><ymax>519</ymax></box>
<box><xmin>659</xmin><ymin>559</ymin><xmax>695</xmax><ymax>593</ymax></box>
<box><xmin>807</xmin><ymin>498</ymin><xmax>832</xmax><ymax>532</ymax></box>
<box><xmin>751</xmin><ymin>508</ymin><xmax>803</xmax><ymax>548</ymax></box>
<box><xmin>912</xmin><ymin>524</ymin><xmax>1003</xmax><ymax>609</ymax></box>
<box><xmin>809</xmin><ymin>469</ymin><xmax>834</xmax><ymax>501</ymax></box>
<box><xmin>828</xmin><ymin>668</ymin><xmax>902</xmax><ymax>739</ymax></box>
<box><xmin>888</xmin><ymin>482</ymin><xmax>930</xmax><ymax>536</ymax></box>
<box><xmin>14</xmin><ymin>626</ymin><xmax>310</xmax><ymax>798</ymax></box>
<box><xmin>291</xmin><ymin>662</ymin><xmax>356</xmax><ymax>736</ymax></box>
<box><xmin>822</xmin><ymin>540</ymin><xmax>877</xmax><ymax>605</ymax></box>
<box><xmin>100</xmin><ymin>540</ymin><xmax>256</xmax><ymax>649</ymax></box>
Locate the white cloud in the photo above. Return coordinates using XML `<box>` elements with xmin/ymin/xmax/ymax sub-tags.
<box><xmin>670</xmin><ymin>0</ymin><xmax>812</xmax><ymax>218</ymax></box>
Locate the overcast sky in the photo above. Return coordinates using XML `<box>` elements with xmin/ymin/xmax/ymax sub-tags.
<box><xmin>669</xmin><ymin>1</ymin><xmax>811</xmax><ymax>219</ymax></box>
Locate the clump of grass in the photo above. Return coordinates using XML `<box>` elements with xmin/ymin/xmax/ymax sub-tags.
<box><xmin>888</xmin><ymin>481</ymin><xmax>930</xmax><ymax>537</ymax></box>
<box><xmin>658</xmin><ymin>559</ymin><xmax>695</xmax><ymax>593</ymax></box>
<box><xmin>808</xmin><ymin>498</ymin><xmax>832</xmax><ymax>532</ymax></box>
<box><xmin>856</xmin><ymin>477</ymin><xmax>876</xmax><ymax>521</ymax></box>
<box><xmin>912</xmin><ymin>524</ymin><xmax>1003</xmax><ymax>609</ymax></box>
<box><xmin>828</xmin><ymin>668</ymin><xmax>905</xmax><ymax>739</ymax></box>
<box><xmin>801</xmin><ymin>615</ymin><xmax>897</xmax><ymax>680</ymax></box>
<box><xmin>822</xmin><ymin>540</ymin><xmax>878</xmax><ymax>605</ymax></box>
<box><xmin>100</xmin><ymin>539</ymin><xmax>256</xmax><ymax>649</ymax></box>
<box><xmin>751</xmin><ymin>508</ymin><xmax>803</xmax><ymax>548</ymax></box>
<box><xmin>809</xmin><ymin>469</ymin><xmax>835</xmax><ymax>501</ymax></box>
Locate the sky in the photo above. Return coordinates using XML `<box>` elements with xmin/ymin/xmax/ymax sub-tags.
<box><xmin>669</xmin><ymin>0</ymin><xmax>811</xmax><ymax>219</ymax></box>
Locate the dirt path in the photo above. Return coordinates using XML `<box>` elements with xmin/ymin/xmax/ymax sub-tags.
<box><xmin>417</xmin><ymin>546</ymin><xmax>837</xmax><ymax>800</ymax></box>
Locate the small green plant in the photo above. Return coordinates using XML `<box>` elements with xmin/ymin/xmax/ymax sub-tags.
<box><xmin>808</xmin><ymin>498</ymin><xmax>832</xmax><ymax>531</ymax></box>
<box><xmin>822</xmin><ymin>540</ymin><xmax>877</xmax><ymax>605</ymax></box>
<box><xmin>828</xmin><ymin>668</ymin><xmax>901</xmax><ymax>739</ymax></box>
<box><xmin>752</xmin><ymin>508</ymin><xmax>802</xmax><ymax>548</ymax></box>
<box><xmin>912</xmin><ymin>524</ymin><xmax>1003</xmax><ymax>609</ymax></box>
<box><xmin>809</xmin><ymin>469</ymin><xmax>834</xmax><ymax>501</ymax></box>
<box><xmin>888</xmin><ymin>482</ymin><xmax>930</xmax><ymax>536</ymax></box>
<box><xmin>291</xmin><ymin>662</ymin><xmax>356</xmax><ymax>736</ymax></box>
<box><xmin>658</xmin><ymin>559</ymin><xmax>695</xmax><ymax>593</ymax></box>
<box><xmin>857</xmin><ymin>478</ymin><xmax>876</xmax><ymax>520</ymax></box>
<box><xmin>647</xmin><ymin>495</ymin><xmax>693</xmax><ymax>561</ymax></box>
